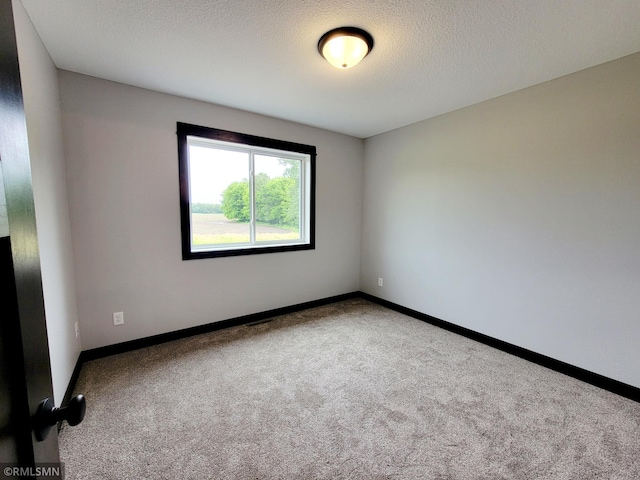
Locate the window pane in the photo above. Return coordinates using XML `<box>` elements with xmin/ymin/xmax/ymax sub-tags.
<box><xmin>254</xmin><ymin>155</ymin><xmax>301</xmax><ymax>242</ymax></box>
<box><xmin>178</xmin><ymin>122</ymin><xmax>315</xmax><ymax>259</ymax></box>
<box><xmin>189</xmin><ymin>145</ymin><xmax>250</xmax><ymax>247</ymax></box>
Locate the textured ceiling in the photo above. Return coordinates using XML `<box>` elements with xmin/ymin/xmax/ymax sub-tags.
<box><xmin>20</xmin><ymin>0</ymin><xmax>640</xmax><ymax>138</ymax></box>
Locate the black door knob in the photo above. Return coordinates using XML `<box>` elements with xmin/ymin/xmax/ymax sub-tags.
<box><xmin>34</xmin><ymin>394</ymin><xmax>86</xmax><ymax>441</ymax></box>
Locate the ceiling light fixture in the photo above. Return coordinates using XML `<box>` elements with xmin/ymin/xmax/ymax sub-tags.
<box><xmin>318</xmin><ymin>27</ymin><xmax>374</xmax><ymax>69</ymax></box>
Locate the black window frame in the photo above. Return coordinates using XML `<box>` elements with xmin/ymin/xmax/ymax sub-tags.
<box><xmin>177</xmin><ymin>122</ymin><xmax>316</xmax><ymax>260</ymax></box>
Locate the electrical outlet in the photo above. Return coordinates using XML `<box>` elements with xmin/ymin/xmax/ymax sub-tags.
<box><xmin>377</xmin><ymin>277</ymin><xmax>384</xmax><ymax>287</ymax></box>
<box><xmin>113</xmin><ymin>311</ymin><xmax>124</xmax><ymax>326</ymax></box>
<box><xmin>75</xmin><ymin>321</ymin><xmax>80</xmax><ymax>338</ymax></box>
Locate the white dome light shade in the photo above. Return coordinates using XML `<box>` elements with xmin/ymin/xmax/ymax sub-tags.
<box><xmin>322</xmin><ymin>35</ymin><xmax>367</xmax><ymax>69</ymax></box>
<box><xmin>318</xmin><ymin>27</ymin><xmax>374</xmax><ymax>69</ymax></box>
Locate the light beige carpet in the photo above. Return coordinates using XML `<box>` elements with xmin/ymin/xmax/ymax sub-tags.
<box><xmin>59</xmin><ymin>299</ymin><xmax>640</xmax><ymax>479</ymax></box>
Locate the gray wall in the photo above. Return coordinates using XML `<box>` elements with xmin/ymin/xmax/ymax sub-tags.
<box><xmin>58</xmin><ymin>72</ymin><xmax>364</xmax><ymax>350</ymax></box>
<box><xmin>361</xmin><ymin>53</ymin><xmax>640</xmax><ymax>388</ymax></box>
<box><xmin>14</xmin><ymin>0</ymin><xmax>81</xmax><ymax>405</ymax></box>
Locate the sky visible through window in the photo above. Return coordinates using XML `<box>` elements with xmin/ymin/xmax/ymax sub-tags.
<box><xmin>189</xmin><ymin>145</ymin><xmax>289</xmax><ymax>204</ymax></box>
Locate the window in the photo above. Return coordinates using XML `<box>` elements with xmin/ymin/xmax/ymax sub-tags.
<box><xmin>177</xmin><ymin>122</ymin><xmax>316</xmax><ymax>259</ymax></box>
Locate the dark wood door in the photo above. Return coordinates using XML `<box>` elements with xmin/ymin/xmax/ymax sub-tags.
<box><xmin>0</xmin><ymin>0</ymin><xmax>61</xmax><ymax>473</ymax></box>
